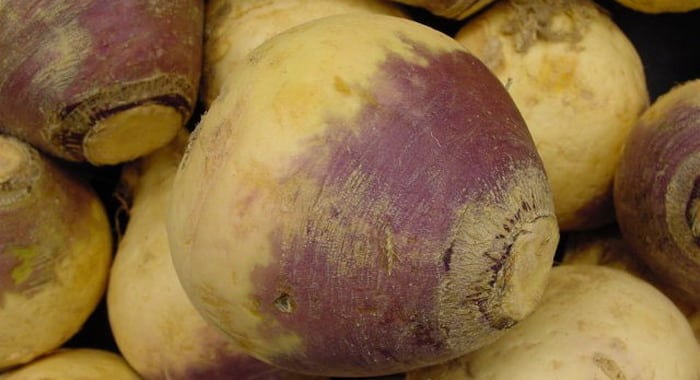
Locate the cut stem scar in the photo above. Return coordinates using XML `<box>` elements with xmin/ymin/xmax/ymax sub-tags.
<box><xmin>0</xmin><ymin>140</ymin><xmax>23</xmax><ymax>183</ymax></box>
<box><xmin>83</xmin><ymin>104</ymin><xmax>182</xmax><ymax>166</ymax></box>
<box><xmin>0</xmin><ymin>137</ymin><xmax>39</xmax><ymax>206</ymax></box>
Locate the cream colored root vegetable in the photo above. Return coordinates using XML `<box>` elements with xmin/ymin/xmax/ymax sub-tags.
<box><xmin>407</xmin><ymin>265</ymin><xmax>700</xmax><ymax>380</ymax></box>
<box><xmin>455</xmin><ymin>0</ymin><xmax>649</xmax><ymax>230</ymax></box>
<box><xmin>0</xmin><ymin>349</ymin><xmax>140</xmax><ymax>380</ymax></box>
<box><xmin>613</xmin><ymin>0</ymin><xmax>700</xmax><ymax>13</ymax></box>
<box><xmin>108</xmin><ymin>131</ymin><xmax>327</xmax><ymax>380</ymax></box>
<box><xmin>169</xmin><ymin>13</ymin><xmax>558</xmax><ymax>377</ymax></box>
<box><xmin>203</xmin><ymin>0</ymin><xmax>406</xmax><ymax>106</ymax></box>
<box><xmin>0</xmin><ymin>135</ymin><xmax>112</xmax><ymax>370</ymax></box>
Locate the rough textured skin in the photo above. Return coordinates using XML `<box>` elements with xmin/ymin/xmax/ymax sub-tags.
<box><xmin>614</xmin><ymin>79</ymin><xmax>700</xmax><ymax>305</ymax></box>
<box><xmin>0</xmin><ymin>0</ymin><xmax>203</xmax><ymax>163</ymax></box>
<box><xmin>613</xmin><ymin>0</ymin><xmax>700</xmax><ymax>13</ymax></box>
<box><xmin>203</xmin><ymin>0</ymin><xmax>406</xmax><ymax>106</ymax></box>
<box><xmin>108</xmin><ymin>132</ymin><xmax>325</xmax><ymax>380</ymax></box>
<box><xmin>406</xmin><ymin>265</ymin><xmax>700</xmax><ymax>380</ymax></box>
<box><xmin>455</xmin><ymin>0</ymin><xmax>649</xmax><ymax>230</ymax></box>
<box><xmin>0</xmin><ymin>349</ymin><xmax>140</xmax><ymax>380</ymax></box>
<box><xmin>168</xmin><ymin>14</ymin><xmax>558</xmax><ymax>377</ymax></box>
<box><xmin>390</xmin><ymin>0</ymin><xmax>496</xmax><ymax>19</ymax></box>
<box><xmin>0</xmin><ymin>136</ymin><xmax>112</xmax><ymax>370</ymax></box>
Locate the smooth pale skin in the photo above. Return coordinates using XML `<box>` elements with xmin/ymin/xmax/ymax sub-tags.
<box><xmin>169</xmin><ymin>13</ymin><xmax>558</xmax><ymax>377</ymax></box>
<box><xmin>455</xmin><ymin>0</ymin><xmax>649</xmax><ymax>230</ymax></box>
<box><xmin>203</xmin><ymin>0</ymin><xmax>406</xmax><ymax>106</ymax></box>
<box><xmin>561</xmin><ymin>225</ymin><xmax>700</xmax><ymax>347</ymax></box>
<box><xmin>0</xmin><ymin>136</ymin><xmax>112</xmax><ymax>370</ymax></box>
<box><xmin>406</xmin><ymin>265</ymin><xmax>700</xmax><ymax>380</ymax></box>
<box><xmin>0</xmin><ymin>0</ymin><xmax>203</xmax><ymax>165</ymax></box>
<box><xmin>0</xmin><ymin>349</ymin><xmax>140</xmax><ymax>380</ymax></box>
<box><xmin>108</xmin><ymin>131</ymin><xmax>327</xmax><ymax>380</ymax></box>
<box><xmin>614</xmin><ymin>79</ymin><xmax>700</xmax><ymax>306</ymax></box>
<box><xmin>614</xmin><ymin>0</ymin><xmax>700</xmax><ymax>13</ymax></box>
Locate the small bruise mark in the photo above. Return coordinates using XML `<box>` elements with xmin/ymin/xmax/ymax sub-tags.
<box><xmin>274</xmin><ymin>292</ymin><xmax>296</xmax><ymax>313</ymax></box>
<box><xmin>593</xmin><ymin>352</ymin><xmax>626</xmax><ymax>380</ymax></box>
<box><xmin>334</xmin><ymin>76</ymin><xmax>352</xmax><ymax>96</ymax></box>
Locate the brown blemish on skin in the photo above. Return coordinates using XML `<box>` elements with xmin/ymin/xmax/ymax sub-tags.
<box><xmin>551</xmin><ymin>359</ymin><xmax>564</xmax><ymax>369</ymax></box>
<box><xmin>333</xmin><ymin>76</ymin><xmax>352</xmax><ymax>96</ymax></box>
<box><xmin>442</xmin><ymin>243</ymin><xmax>454</xmax><ymax>272</ymax></box>
<box><xmin>593</xmin><ymin>352</ymin><xmax>627</xmax><ymax>380</ymax></box>
<box><xmin>274</xmin><ymin>292</ymin><xmax>296</xmax><ymax>313</ymax></box>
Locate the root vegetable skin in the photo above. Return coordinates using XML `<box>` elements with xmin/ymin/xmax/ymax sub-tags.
<box><xmin>613</xmin><ymin>0</ymin><xmax>700</xmax><ymax>13</ymax></box>
<box><xmin>108</xmin><ymin>131</ymin><xmax>326</xmax><ymax>380</ymax></box>
<box><xmin>0</xmin><ymin>136</ymin><xmax>112</xmax><ymax>370</ymax></box>
<box><xmin>168</xmin><ymin>13</ymin><xmax>558</xmax><ymax>377</ymax></box>
<box><xmin>0</xmin><ymin>349</ymin><xmax>140</xmax><ymax>380</ymax></box>
<box><xmin>454</xmin><ymin>0</ymin><xmax>649</xmax><ymax>230</ymax></box>
<box><xmin>561</xmin><ymin>226</ymin><xmax>700</xmax><ymax>349</ymax></box>
<box><xmin>389</xmin><ymin>0</ymin><xmax>497</xmax><ymax>19</ymax></box>
<box><xmin>0</xmin><ymin>0</ymin><xmax>203</xmax><ymax>165</ymax></box>
<box><xmin>203</xmin><ymin>0</ymin><xmax>407</xmax><ymax>106</ymax></box>
<box><xmin>406</xmin><ymin>265</ymin><xmax>700</xmax><ymax>380</ymax></box>
<box><xmin>614</xmin><ymin>79</ymin><xmax>700</xmax><ymax>305</ymax></box>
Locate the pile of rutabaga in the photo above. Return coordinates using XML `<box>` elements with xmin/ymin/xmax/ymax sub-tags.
<box><xmin>1</xmin><ymin>0</ymin><xmax>699</xmax><ymax>379</ymax></box>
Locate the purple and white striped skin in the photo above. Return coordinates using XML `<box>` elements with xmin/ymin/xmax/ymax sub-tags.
<box><xmin>614</xmin><ymin>79</ymin><xmax>700</xmax><ymax>306</ymax></box>
<box><xmin>108</xmin><ymin>133</ymin><xmax>327</xmax><ymax>380</ymax></box>
<box><xmin>168</xmin><ymin>14</ymin><xmax>559</xmax><ymax>377</ymax></box>
<box><xmin>0</xmin><ymin>0</ymin><xmax>203</xmax><ymax>165</ymax></box>
<box><xmin>0</xmin><ymin>135</ymin><xmax>112</xmax><ymax>370</ymax></box>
